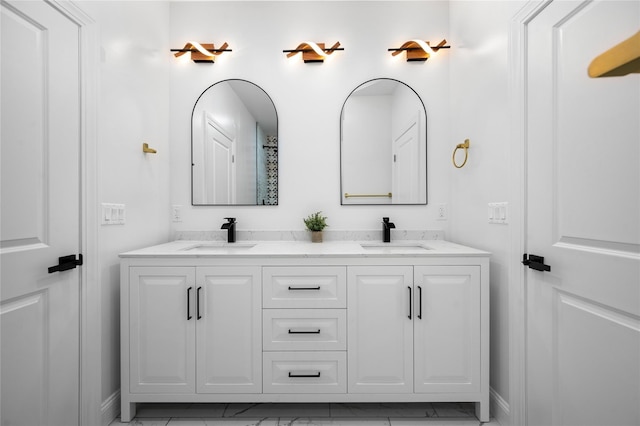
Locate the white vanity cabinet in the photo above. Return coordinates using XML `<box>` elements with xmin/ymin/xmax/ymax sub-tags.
<box><xmin>122</xmin><ymin>265</ymin><xmax>262</xmax><ymax>421</ymax></box>
<box><xmin>120</xmin><ymin>240</ymin><xmax>489</xmax><ymax>422</ymax></box>
<box><xmin>347</xmin><ymin>266</ymin><xmax>481</xmax><ymax>394</ymax></box>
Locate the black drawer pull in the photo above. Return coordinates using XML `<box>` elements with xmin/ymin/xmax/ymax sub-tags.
<box><xmin>288</xmin><ymin>372</ymin><xmax>321</xmax><ymax>378</ymax></box>
<box><xmin>288</xmin><ymin>286</ymin><xmax>321</xmax><ymax>291</ymax></box>
<box><xmin>187</xmin><ymin>286</ymin><xmax>193</xmax><ymax>320</ymax></box>
<box><xmin>196</xmin><ymin>286</ymin><xmax>202</xmax><ymax>320</ymax></box>
<box><xmin>288</xmin><ymin>329</ymin><xmax>321</xmax><ymax>334</ymax></box>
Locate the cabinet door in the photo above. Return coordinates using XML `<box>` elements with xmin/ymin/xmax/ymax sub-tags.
<box><xmin>414</xmin><ymin>266</ymin><xmax>481</xmax><ymax>393</ymax></box>
<box><xmin>129</xmin><ymin>267</ymin><xmax>196</xmax><ymax>393</ymax></box>
<box><xmin>347</xmin><ymin>266</ymin><xmax>413</xmax><ymax>393</ymax></box>
<box><xmin>196</xmin><ymin>266</ymin><xmax>262</xmax><ymax>393</ymax></box>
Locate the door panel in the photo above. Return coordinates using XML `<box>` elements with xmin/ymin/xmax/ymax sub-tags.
<box><xmin>196</xmin><ymin>267</ymin><xmax>262</xmax><ymax>393</ymax></box>
<box><xmin>129</xmin><ymin>268</ymin><xmax>196</xmax><ymax>394</ymax></box>
<box><xmin>525</xmin><ymin>1</ymin><xmax>640</xmax><ymax>425</ymax></box>
<box><xmin>0</xmin><ymin>3</ymin><xmax>47</xmax><ymax>248</ymax></box>
<box><xmin>1</xmin><ymin>1</ymin><xmax>81</xmax><ymax>424</ymax></box>
<box><xmin>347</xmin><ymin>266</ymin><xmax>413</xmax><ymax>393</ymax></box>
<box><xmin>414</xmin><ymin>266</ymin><xmax>480</xmax><ymax>393</ymax></box>
<box><xmin>205</xmin><ymin>115</ymin><xmax>235</xmax><ymax>204</ymax></box>
<box><xmin>0</xmin><ymin>293</ymin><xmax>47</xmax><ymax>426</ymax></box>
<box><xmin>392</xmin><ymin>116</ymin><xmax>420</xmax><ymax>204</ymax></box>
<box><xmin>555</xmin><ymin>293</ymin><xmax>639</xmax><ymax>426</ymax></box>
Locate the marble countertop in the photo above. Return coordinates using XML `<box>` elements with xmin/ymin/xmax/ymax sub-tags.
<box><xmin>119</xmin><ymin>239</ymin><xmax>489</xmax><ymax>258</ymax></box>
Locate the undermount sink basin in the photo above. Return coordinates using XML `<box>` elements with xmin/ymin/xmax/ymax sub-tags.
<box><xmin>181</xmin><ymin>242</ymin><xmax>256</xmax><ymax>252</ymax></box>
<box><xmin>359</xmin><ymin>243</ymin><xmax>431</xmax><ymax>253</ymax></box>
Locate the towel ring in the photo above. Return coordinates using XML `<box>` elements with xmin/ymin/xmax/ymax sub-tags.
<box><xmin>452</xmin><ymin>139</ymin><xmax>470</xmax><ymax>168</ymax></box>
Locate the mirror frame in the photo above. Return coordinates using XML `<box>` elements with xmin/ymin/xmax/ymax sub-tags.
<box><xmin>191</xmin><ymin>79</ymin><xmax>278</xmax><ymax>206</ymax></box>
<box><xmin>339</xmin><ymin>78</ymin><xmax>428</xmax><ymax>206</ymax></box>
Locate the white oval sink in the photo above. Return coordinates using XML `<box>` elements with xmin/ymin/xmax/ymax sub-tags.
<box><xmin>181</xmin><ymin>242</ymin><xmax>256</xmax><ymax>252</ymax></box>
<box><xmin>360</xmin><ymin>243</ymin><xmax>431</xmax><ymax>253</ymax></box>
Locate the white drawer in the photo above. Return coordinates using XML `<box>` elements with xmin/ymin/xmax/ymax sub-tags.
<box><xmin>263</xmin><ymin>351</ymin><xmax>346</xmax><ymax>394</ymax></box>
<box><xmin>263</xmin><ymin>267</ymin><xmax>346</xmax><ymax>308</ymax></box>
<box><xmin>263</xmin><ymin>309</ymin><xmax>346</xmax><ymax>351</ymax></box>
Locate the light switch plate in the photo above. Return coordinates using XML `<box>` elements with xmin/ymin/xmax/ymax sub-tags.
<box><xmin>101</xmin><ymin>203</ymin><xmax>125</xmax><ymax>225</ymax></box>
<box><xmin>488</xmin><ymin>202</ymin><xmax>508</xmax><ymax>224</ymax></box>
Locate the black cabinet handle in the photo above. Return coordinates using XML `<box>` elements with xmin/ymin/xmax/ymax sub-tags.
<box><xmin>288</xmin><ymin>329</ymin><xmax>321</xmax><ymax>334</ymax></box>
<box><xmin>197</xmin><ymin>287</ymin><xmax>202</xmax><ymax>320</ymax></box>
<box><xmin>288</xmin><ymin>286</ymin><xmax>321</xmax><ymax>291</ymax></box>
<box><xmin>418</xmin><ymin>286</ymin><xmax>422</xmax><ymax>319</ymax></box>
<box><xmin>187</xmin><ymin>286</ymin><xmax>193</xmax><ymax>320</ymax></box>
<box><xmin>408</xmin><ymin>286</ymin><xmax>412</xmax><ymax>319</ymax></box>
<box><xmin>288</xmin><ymin>372</ymin><xmax>321</xmax><ymax>378</ymax></box>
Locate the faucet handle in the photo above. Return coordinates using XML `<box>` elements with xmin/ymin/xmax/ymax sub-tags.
<box><xmin>224</xmin><ymin>217</ymin><xmax>236</xmax><ymax>223</ymax></box>
<box><xmin>382</xmin><ymin>217</ymin><xmax>395</xmax><ymax>228</ymax></box>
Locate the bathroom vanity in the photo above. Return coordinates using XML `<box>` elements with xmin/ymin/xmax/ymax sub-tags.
<box><xmin>119</xmin><ymin>239</ymin><xmax>489</xmax><ymax>422</ymax></box>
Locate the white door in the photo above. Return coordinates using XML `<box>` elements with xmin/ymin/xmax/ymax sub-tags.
<box><xmin>347</xmin><ymin>266</ymin><xmax>413</xmax><ymax>393</ymax></box>
<box><xmin>413</xmin><ymin>266</ymin><xmax>480</xmax><ymax>394</ymax></box>
<box><xmin>196</xmin><ymin>266</ymin><xmax>262</xmax><ymax>393</ymax></box>
<box><xmin>392</xmin><ymin>115</ymin><xmax>421</xmax><ymax>203</ymax></box>
<box><xmin>525</xmin><ymin>1</ymin><xmax>640</xmax><ymax>425</ymax></box>
<box><xmin>1</xmin><ymin>1</ymin><xmax>82</xmax><ymax>425</ymax></box>
<box><xmin>204</xmin><ymin>115</ymin><xmax>235</xmax><ymax>204</ymax></box>
<box><xmin>129</xmin><ymin>267</ymin><xmax>196</xmax><ymax>394</ymax></box>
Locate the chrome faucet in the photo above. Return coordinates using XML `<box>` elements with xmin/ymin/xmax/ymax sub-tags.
<box><xmin>221</xmin><ymin>217</ymin><xmax>237</xmax><ymax>243</ymax></box>
<box><xmin>382</xmin><ymin>217</ymin><xmax>395</xmax><ymax>243</ymax></box>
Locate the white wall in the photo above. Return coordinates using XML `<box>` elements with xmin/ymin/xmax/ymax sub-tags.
<box><xmin>78</xmin><ymin>0</ymin><xmax>172</xmax><ymax>414</ymax></box>
<box><xmin>169</xmin><ymin>1</ymin><xmax>451</xmax><ymax>232</ymax></box>
<box><xmin>448</xmin><ymin>1</ymin><xmax>526</xmax><ymax>422</ymax></box>
<box><xmin>75</xmin><ymin>1</ymin><xmax>530</xmax><ymax>422</ymax></box>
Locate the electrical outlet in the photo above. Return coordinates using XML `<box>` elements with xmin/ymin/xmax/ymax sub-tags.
<box><xmin>437</xmin><ymin>203</ymin><xmax>448</xmax><ymax>221</ymax></box>
<box><xmin>172</xmin><ymin>205</ymin><xmax>182</xmax><ymax>222</ymax></box>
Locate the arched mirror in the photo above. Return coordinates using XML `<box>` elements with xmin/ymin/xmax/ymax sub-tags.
<box><xmin>192</xmin><ymin>79</ymin><xmax>278</xmax><ymax>205</ymax></box>
<box><xmin>340</xmin><ymin>78</ymin><xmax>427</xmax><ymax>205</ymax></box>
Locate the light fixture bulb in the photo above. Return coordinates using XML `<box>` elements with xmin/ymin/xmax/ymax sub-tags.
<box><xmin>188</xmin><ymin>41</ymin><xmax>214</xmax><ymax>57</ymax></box>
<box><xmin>409</xmin><ymin>40</ymin><xmax>435</xmax><ymax>55</ymax></box>
<box><xmin>302</xmin><ymin>41</ymin><xmax>328</xmax><ymax>58</ymax></box>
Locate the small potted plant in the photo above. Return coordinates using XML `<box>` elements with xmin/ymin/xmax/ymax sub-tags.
<box><xmin>303</xmin><ymin>211</ymin><xmax>328</xmax><ymax>243</ymax></box>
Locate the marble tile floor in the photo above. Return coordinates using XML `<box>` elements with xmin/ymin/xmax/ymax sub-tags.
<box><xmin>109</xmin><ymin>402</ymin><xmax>500</xmax><ymax>426</ymax></box>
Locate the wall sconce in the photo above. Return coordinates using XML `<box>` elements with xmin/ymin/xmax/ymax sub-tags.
<box><xmin>171</xmin><ymin>42</ymin><xmax>232</xmax><ymax>63</ymax></box>
<box><xmin>389</xmin><ymin>39</ymin><xmax>449</xmax><ymax>62</ymax></box>
<box><xmin>283</xmin><ymin>41</ymin><xmax>343</xmax><ymax>63</ymax></box>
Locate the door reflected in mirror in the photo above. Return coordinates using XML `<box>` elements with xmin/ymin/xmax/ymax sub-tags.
<box><xmin>340</xmin><ymin>78</ymin><xmax>427</xmax><ymax>205</ymax></box>
<box><xmin>192</xmin><ymin>79</ymin><xmax>278</xmax><ymax>205</ymax></box>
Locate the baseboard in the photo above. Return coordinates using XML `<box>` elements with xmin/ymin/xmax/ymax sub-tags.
<box><xmin>490</xmin><ymin>387</ymin><xmax>510</xmax><ymax>425</ymax></box>
<box><xmin>101</xmin><ymin>390</ymin><xmax>120</xmax><ymax>426</ymax></box>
